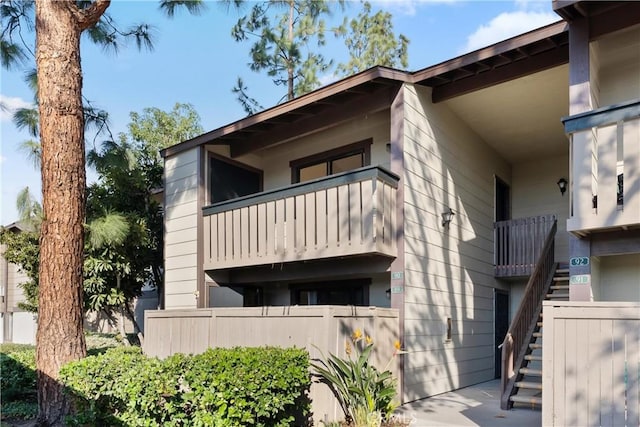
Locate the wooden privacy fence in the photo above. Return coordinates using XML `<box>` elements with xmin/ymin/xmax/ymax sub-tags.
<box><xmin>202</xmin><ymin>166</ymin><xmax>398</xmax><ymax>270</ymax></box>
<box><xmin>144</xmin><ymin>306</ymin><xmax>400</xmax><ymax>424</ymax></box>
<box><xmin>494</xmin><ymin>214</ymin><xmax>556</xmax><ymax>277</ymax></box>
<box><xmin>542</xmin><ymin>301</ymin><xmax>640</xmax><ymax>427</ymax></box>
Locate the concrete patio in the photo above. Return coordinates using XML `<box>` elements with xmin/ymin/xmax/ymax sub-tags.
<box><xmin>395</xmin><ymin>379</ymin><xmax>541</xmax><ymax>427</ymax></box>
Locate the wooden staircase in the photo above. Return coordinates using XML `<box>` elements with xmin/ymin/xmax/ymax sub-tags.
<box><xmin>509</xmin><ymin>264</ymin><xmax>570</xmax><ymax>408</ymax></box>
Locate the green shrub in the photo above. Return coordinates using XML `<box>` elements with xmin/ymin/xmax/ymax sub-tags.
<box><xmin>1</xmin><ymin>401</ymin><xmax>38</xmax><ymax>420</ymax></box>
<box><xmin>60</xmin><ymin>346</ymin><xmax>312</xmax><ymax>426</ymax></box>
<box><xmin>0</xmin><ymin>344</ymin><xmax>36</xmax><ymax>403</ymax></box>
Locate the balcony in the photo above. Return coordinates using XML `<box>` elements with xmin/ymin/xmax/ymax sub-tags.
<box><xmin>494</xmin><ymin>215</ymin><xmax>557</xmax><ymax>277</ymax></box>
<box><xmin>563</xmin><ymin>99</ymin><xmax>640</xmax><ymax>234</ymax></box>
<box><xmin>202</xmin><ymin>166</ymin><xmax>399</xmax><ymax>270</ymax></box>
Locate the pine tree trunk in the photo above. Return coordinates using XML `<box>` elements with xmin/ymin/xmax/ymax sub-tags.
<box><xmin>34</xmin><ymin>1</ymin><xmax>109</xmax><ymax>425</ymax></box>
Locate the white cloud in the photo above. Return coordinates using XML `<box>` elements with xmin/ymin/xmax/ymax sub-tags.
<box><xmin>460</xmin><ymin>11</ymin><xmax>558</xmax><ymax>54</ymax></box>
<box><xmin>0</xmin><ymin>94</ymin><xmax>32</xmax><ymax>122</ymax></box>
<box><xmin>371</xmin><ymin>0</ymin><xmax>458</xmax><ymax>17</ymax></box>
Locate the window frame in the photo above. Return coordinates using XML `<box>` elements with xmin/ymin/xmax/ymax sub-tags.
<box><xmin>289</xmin><ymin>139</ymin><xmax>372</xmax><ymax>184</ymax></box>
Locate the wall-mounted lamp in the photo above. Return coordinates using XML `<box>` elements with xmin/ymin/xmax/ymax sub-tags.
<box><xmin>441</xmin><ymin>207</ymin><xmax>455</xmax><ymax>228</ymax></box>
<box><xmin>557</xmin><ymin>178</ymin><xmax>568</xmax><ymax>196</ymax></box>
<box><xmin>385</xmin><ymin>288</ymin><xmax>391</xmax><ymax>299</ymax></box>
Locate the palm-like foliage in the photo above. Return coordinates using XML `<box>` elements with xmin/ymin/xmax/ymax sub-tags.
<box><xmin>312</xmin><ymin>331</ymin><xmax>399</xmax><ymax>426</ymax></box>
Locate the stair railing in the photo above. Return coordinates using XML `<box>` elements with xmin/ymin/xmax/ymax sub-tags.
<box><xmin>500</xmin><ymin>218</ymin><xmax>557</xmax><ymax>410</ymax></box>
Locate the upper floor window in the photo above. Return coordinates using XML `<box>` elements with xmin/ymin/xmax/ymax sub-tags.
<box><xmin>290</xmin><ymin>139</ymin><xmax>372</xmax><ymax>183</ymax></box>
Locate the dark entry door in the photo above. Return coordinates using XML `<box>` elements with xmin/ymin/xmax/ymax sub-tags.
<box><xmin>495</xmin><ymin>290</ymin><xmax>509</xmax><ymax>379</ymax></box>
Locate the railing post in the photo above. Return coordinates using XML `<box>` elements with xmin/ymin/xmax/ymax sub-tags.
<box><xmin>500</xmin><ymin>333</ymin><xmax>514</xmax><ymax>409</ymax></box>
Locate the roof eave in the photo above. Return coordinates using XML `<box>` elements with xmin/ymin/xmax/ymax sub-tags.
<box><xmin>161</xmin><ymin>66</ymin><xmax>411</xmax><ymax>158</ymax></box>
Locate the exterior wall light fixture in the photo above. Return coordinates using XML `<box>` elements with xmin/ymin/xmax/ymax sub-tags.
<box><xmin>557</xmin><ymin>178</ymin><xmax>568</xmax><ymax>196</ymax></box>
<box><xmin>441</xmin><ymin>207</ymin><xmax>455</xmax><ymax>228</ymax></box>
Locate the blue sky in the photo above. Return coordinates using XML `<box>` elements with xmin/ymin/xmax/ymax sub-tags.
<box><xmin>0</xmin><ymin>0</ymin><xmax>559</xmax><ymax>224</ymax></box>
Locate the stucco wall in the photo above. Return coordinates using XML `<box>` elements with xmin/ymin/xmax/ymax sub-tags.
<box><xmin>400</xmin><ymin>84</ymin><xmax>510</xmax><ymax>400</ymax></box>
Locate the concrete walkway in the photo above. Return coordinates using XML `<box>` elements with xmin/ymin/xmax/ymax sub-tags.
<box><xmin>395</xmin><ymin>380</ymin><xmax>541</xmax><ymax>427</ymax></box>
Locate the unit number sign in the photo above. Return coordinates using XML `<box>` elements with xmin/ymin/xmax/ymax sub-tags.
<box><xmin>570</xmin><ymin>257</ymin><xmax>589</xmax><ymax>266</ymax></box>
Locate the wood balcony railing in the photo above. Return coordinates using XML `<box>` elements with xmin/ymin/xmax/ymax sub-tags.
<box><xmin>563</xmin><ymin>99</ymin><xmax>640</xmax><ymax>234</ymax></box>
<box><xmin>494</xmin><ymin>215</ymin><xmax>556</xmax><ymax>277</ymax></box>
<box><xmin>500</xmin><ymin>219</ymin><xmax>557</xmax><ymax>409</ymax></box>
<box><xmin>202</xmin><ymin>166</ymin><xmax>399</xmax><ymax>270</ymax></box>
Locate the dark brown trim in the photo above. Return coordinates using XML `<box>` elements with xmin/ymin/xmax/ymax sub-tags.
<box><xmin>197</xmin><ymin>146</ymin><xmax>206</xmax><ymax>308</ymax></box>
<box><xmin>432</xmin><ymin>45</ymin><xmax>569</xmax><ymax>103</ymax></box>
<box><xmin>203</xmin><ymin>165</ymin><xmax>399</xmax><ymax>216</ymax></box>
<box><xmin>230</xmin><ymin>86</ymin><xmax>397</xmax><ymax>157</ymax></box>
<box><xmin>588</xmin><ymin>2</ymin><xmax>640</xmax><ymax>40</ymax></box>
<box><xmin>161</xmin><ymin>68</ymin><xmax>410</xmax><ymax>158</ymax></box>
<box><xmin>206</xmin><ymin>151</ymin><xmax>264</xmax><ymax>206</ymax></box>
<box><xmin>590</xmin><ymin>229</ymin><xmax>640</xmax><ymax>257</ymax></box>
<box><xmin>412</xmin><ymin>21</ymin><xmax>568</xmax><ymax>85</ymax></box>
<box><xmin>289</xmin><ymin>138</ymin><xmax>372</xmax><ymax>183</ymax></box>
<box><xmin>161</xmin><ymin>22</ymin><xmax>574</xmax><ymax>159</ymax></box>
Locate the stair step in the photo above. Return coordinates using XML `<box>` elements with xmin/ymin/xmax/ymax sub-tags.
<box><xmin>510</xmin><ymin>395</ymin><xmax>542</xmax><ymax>405</ymax></box>
<box><xmin>546</xmin><ymin>292</ymin><xmax>570</xmax><ymax>299</ymax></box>
<box><xmin>529</xmin><ymin>343</ymin><xmax>542</xmax><ymax>350</ymax></box>
<box><xmin>556</xmin><ymin>268</ymin><xmax>569</xmax><ymax>274</ymax></box>
<box><xmin>533</xmin><ymin>332</ymin><xmax>542</xmax><ymax>338</ymax></box>
<box><xmin>553</xmin><ymin>276</ymin><xmax>569</xmax><ymax>281</ymax></box>
<box><xmin>550</xmin><ymin>284</ymin><xmax>569</xmax><ymax>290</ymax></box>
<box><xmin>524</xmin><ymin>354</ymin><xmax>542</xmax><ymax>361</ymax></box>
<box><xmin>519</xmin><ymin>367</ymin><xmax>542</xmax><ymax>376</ymax></box>
<box><xmin>516</xmin><ymin>381</ymin><xmax>543</xmax><ymax>390</ymax></box>
<box><xmin>537</xmin><ymin>321</ymin><xmax>543</xmax><ymax>327</ymax></box>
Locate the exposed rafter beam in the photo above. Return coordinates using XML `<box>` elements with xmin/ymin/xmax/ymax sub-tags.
<box><xmin>230</xmin><ymin>85</ymin><xmax>400</xmax><ymax>157</ymax></box>
<box><xmin>432</xmin><ymin>44</ymin><xmax>569</xmax><ymax>103</ymax></box>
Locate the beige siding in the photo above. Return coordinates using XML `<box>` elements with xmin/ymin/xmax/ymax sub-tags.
<box><xmin>597</xmin><ymin>25</ymin><xmax>640</xmax><ymax>106</ymax></box>
<box><xmin>261</xmin><ymin>110</ymin><xmax>391</xmax><ymax>189</ymax></box>
<box><xmin>7</xmin><ymin>262</ymin><xmax>29</xmax><ymax>310</ymax></box>
<box><xmin>598</xmin><ymin>254</ymin><xmax>640</xmax><ymax>302</ymax></box>
<box><xmin>512</xmin><ymin>155</ymin><xmax>570</xmax><ymax>262</ymax></box>
<box><xmin>164</xmin><ymin>148</ymin><xmax>199</xmax><ymax>309</ymax></box>
<box><xmin>401</xmin><ymin>84</ymin><xmax>510</xmax><ymax>401</ymax></box>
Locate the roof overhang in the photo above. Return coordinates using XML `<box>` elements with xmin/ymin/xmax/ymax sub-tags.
<box><xmin>553</xmin><ymin>1</ymin><xmax>640</xmax><ymax>38</ymax></box>
<box><xmin>163</xmin><ymin>21</ymin><xmax>576</xmax><ymax>158</ymax></box>
<box><xmin>413</xmin><ymin>21</ymin><xmax>569</xmax><ymax>102</ymax></box>
<box><xmin>161</xmin><ymin>67</ymin><xmax>410</xmax><ymax>158</ymax></box>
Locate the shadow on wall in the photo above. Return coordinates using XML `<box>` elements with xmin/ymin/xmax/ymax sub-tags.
<box><xmin>399</xmin><ymin>84</ymin><xmax>509</xmax><ymax>402</ymax></box>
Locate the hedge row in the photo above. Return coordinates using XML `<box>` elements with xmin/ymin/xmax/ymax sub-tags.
<box><xmin>0</xmin><ymin>343</ymin><xmax>37</xmax><ymax>403</ymax></box>
<box><xmin>59</xmin><ymin>346</ymin><xmax>312</xmax><ymax>426</ymax></box>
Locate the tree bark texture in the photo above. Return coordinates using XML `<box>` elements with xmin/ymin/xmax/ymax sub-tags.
<box><xmin>34</xmin><ymin>1</ymin><xmax>109</xmax><ymax>425</ymax></box>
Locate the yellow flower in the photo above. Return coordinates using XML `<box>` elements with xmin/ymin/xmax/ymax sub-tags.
<box><xmin>394</xmin><ymin>340</ymin><xmax>402</xmax><ymax>351</ymax></box>
<box><xmin>352</xmin><ymin>328</ymin><xmax>363</xmax><ymax>342</ymax></box>
<box><xmin>365</xmin><ymin>335</ymin><xmax>373</xmax><ymax>345</ymax></box>
<box><xmin>345</xmin><ymin>340</ymin><xmax>352</xmax><ymax>355</ymax></box>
